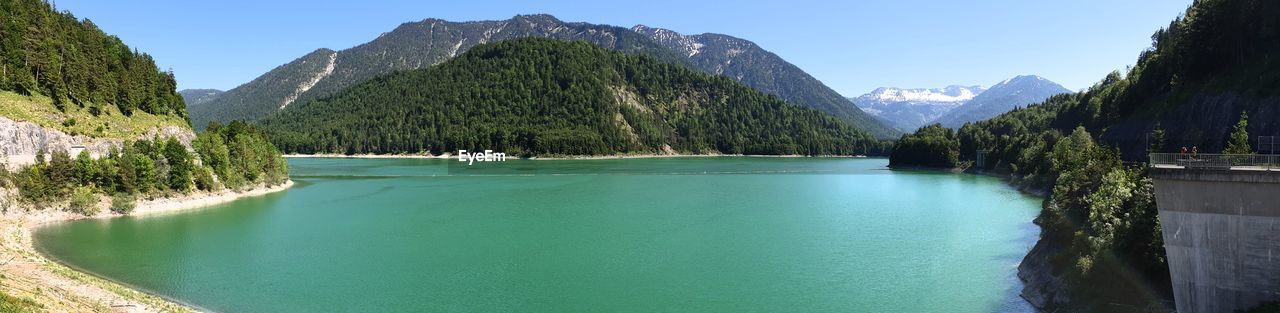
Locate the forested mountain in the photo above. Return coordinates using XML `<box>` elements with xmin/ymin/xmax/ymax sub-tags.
<box><xmin>179</xmin><ymin>88</ymin><xmax>223</xmax><ymax>106</ymax></box>
<box><xmin>630</xmin><ymin>25</ymin><xmax>898</xmax><ymax>138</ymax></box>
<box><xmin>189</xmin><ymin>14</ymin><xmax>898</xmax><ymax>138</ymax></box>
<box><xmin>0</xmin><ymin>0</ymin><xmax>188</xmax><ymax>122</ymax></box>
<box><xmin>187</xmin><ymin>48</ymin><xmax>338</xmax><ymax>128</ymax></box>
<box><xmin>259</xmin><ymin>39</ymin><xmax>884</xmax><ymax>156</ymax></box>
<box><xmin>889</xmin><ymin>0</ymin><xmax>1280</xmax><ymax>311</ymax></box>
<box><xmin>0</xmin><ymin>0</ymin><xmax>289</xmax><ymax>208</ymax></box>
<box><xmin>0</xmin><ymin>0</ymin><xmax>289</xmax><ymax>210</ymax></box>
<box><xmin>849</xmin><ymin>85</ymin><xmax>984</xmax><ymax>131</ymax></box>
<box><xmin>932</xmin><ymin>75</ymin><xmax>1069</xmax><ymax>128</ymax></box>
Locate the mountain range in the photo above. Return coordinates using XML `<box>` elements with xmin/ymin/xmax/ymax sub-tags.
<box><xmin>850</xmin><ymin>85</ymin><xmax>984</xmax><ymax>131</ymax></box>
<box><xmin>188</xmin><ymin>14</ymin><xmax>899</xmax><ymax>138</ymax></box>
<box><xmin>850</xmin><ymin>75</ymin><xmax>1070</xmax><ymax>131</ymax></box>
<box><xmin>932</xmin><ymin>75</ymin><xmax>1071</xmax><ymax>128</ymax></box>
<box><xmin>259</xmin><ymin>38</ymin><xmax>882</xmax><ymax>156</ymax></box>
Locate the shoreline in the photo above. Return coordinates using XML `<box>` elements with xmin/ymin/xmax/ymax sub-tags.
<box><xmin>888</xmin><ymin>165</ymin><xmax>1050</xmax><ymax>310</ymax></box>
<box><xmin>0</xmin><ymin>180</ymin><xmax>294</xmax><ymax>312</ymax></box>
<box><xmin>284</xmin><ymin>153</ymin><xmax>454</xmax><ymax>159</ymax></box>
<box><xmin>527</xmin><ymin>154</ymin><xmax>870</xmax><ymax>160</ymax></box>
<box><xmin>284</xmin><ymin>153</ymin><xmax>874</xmax><ymax>160</ymax></box>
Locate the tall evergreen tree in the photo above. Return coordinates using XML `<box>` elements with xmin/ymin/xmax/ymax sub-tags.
<box><xmin>0</xmin><ymin>0</ymin><xmax>188</xmax><ymax>119</ymax></box>
<box><xmin>1148</xmin><ymin>123</ymin><xmax>1167</xmax><ymax>154</ymax></box>
<box><xmin>1225</xmin><ymin>111</ymin><xmax>1252</xmax><ymax>154</ymax></box>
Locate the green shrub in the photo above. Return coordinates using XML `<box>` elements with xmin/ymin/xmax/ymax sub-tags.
<box><xmin>15</xmin><ymin>166</ymin><xmax>52</xmax><ymax>205</ymax></box>
<box><xmin>110</xmin><ymin>193</ymin><xmax>136</xmax><ymax>215</ymax></box>
<box><xmin>193</xmin><ymin>166</ymin><xmax>219</xmax><ymax>191</ymax></box>
<box><xmin>67</xmin><ymin>186</ymin><xmax>99</xmax><ymax>215</ymax></box>
<box><xmin>162</xmin><ymin>137</ymin><xmax>193</xmax><ymax>191</ymax></box>
<box><xmin>129</xmin><ymin>153</ymin><xmax>156</xmax><ymax>192</ymax></box>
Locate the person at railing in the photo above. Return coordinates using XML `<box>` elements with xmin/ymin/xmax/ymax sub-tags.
<box><xmin>1181</xmin><ymin>146</ymin><xmax>1188</xmax><ymax>159</ymax></box>
<box><xmin>1192</xmin><ymin>146</ymin><xmax>1199</xmax><ymax>160</ymax></box>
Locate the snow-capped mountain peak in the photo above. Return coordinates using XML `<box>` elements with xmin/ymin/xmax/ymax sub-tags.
<box><xmin>849</xmin><ymin>76</ymin><xmax>1068</xmax><ymax>132</ymax></box>
<box><xmin>932</xmin><ymin>75</ymin><xmax>1071</xmax><ymax>128</ymax></box>
<box><xmin>849</xmin><ymin>85</ymin><xmax>985</xmax><ymax>131</ymax></box>
<box><xmin>994</xmin><ymin>75</ymin><xmax>1051</xmax><ymax>87</ymax></box>
<box><xmin>864</xmin><ymin>85</ymin><xmax>984</xmax><ymax>103</ymax></box>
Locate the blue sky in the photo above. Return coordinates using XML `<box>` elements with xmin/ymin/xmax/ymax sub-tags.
<box><xmin>55</xmin><ymin>0</ymin><xmax>1192</xmax><ymax>97</ymax></box>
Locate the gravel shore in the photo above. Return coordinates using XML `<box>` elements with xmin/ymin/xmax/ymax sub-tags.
<box><xmin>0</xmin><ymin>181</ymin><xmax>293</xmax><ymax>312</ymax></box>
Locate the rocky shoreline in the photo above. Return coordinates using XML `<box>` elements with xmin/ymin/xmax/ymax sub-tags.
<box><xmin>0</xmin><ymin>181</ymin><xmax>293</xmax><ymax>312</ymax></box>
<box><xmin>887</xmin><ymin>166</ymin><xmax>1064</xmax><ymax>311</ymax></box>
<box><xmin>1017</xmin><ymin>218</ymin><xmax>1071</xmax><ymax>311</ymax></box>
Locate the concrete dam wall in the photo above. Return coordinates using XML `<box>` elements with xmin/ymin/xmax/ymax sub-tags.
<box><xmin>1152</xmin><ymin>167</ymin><xmax>1280</xmax><ymax>313</ymax></box>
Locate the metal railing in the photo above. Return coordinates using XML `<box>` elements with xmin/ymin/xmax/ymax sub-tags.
<box><xmin>1149</xmin><ymin>153</ymin><xmax>1280</xmax><ymax>171</ymax></box>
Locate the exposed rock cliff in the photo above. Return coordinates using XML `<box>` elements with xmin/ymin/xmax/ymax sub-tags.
<box><xmin>0</xmin><ymin>116</ymin><xmax>194</xmax><ymax>168</ymax></box>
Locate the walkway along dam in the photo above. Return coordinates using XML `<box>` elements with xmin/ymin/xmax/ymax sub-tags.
<box><xmin>1150</xmin><ymin>153</ymin><xmax>1280</xmax><ymax>313</ymax></box>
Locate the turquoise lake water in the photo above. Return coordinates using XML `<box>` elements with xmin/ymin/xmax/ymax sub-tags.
<box><xmin>35</xmin><ymin>157</ymin><xmax>1041</xmax><ymax>312</ymax></box>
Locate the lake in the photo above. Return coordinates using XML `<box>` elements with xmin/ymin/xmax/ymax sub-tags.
<box><xmin>35</xmin><ymin>157</ymin><xmax>1042</xmax><ymax>312</ymax></box>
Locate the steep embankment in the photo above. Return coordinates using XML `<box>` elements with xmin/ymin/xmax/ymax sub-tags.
<box><xmin>0</xmin><ymin>92</ymin><xmax>194</xmax><ymax>169</ymax></box>
<box><xmin>0</xmin><ymin>114</ymin><xmax>193</xmax><ymax>169</ymax></box>
<box><xmin>0</xmin><ymin>0</ymin><xmax>294</xmax><ymax>310</ymax></box>
<box><xmin>0</xmin><ymin>181</ymin><xmax>291</xmax><ymax>312</ymax></box>
<box><xmin>0</xmin><ymin>121</ymin><xmax>290</xmax><ymax>312</ymax></box>
<box><xmin>1</xmin><ymin>0</ymin><xmax>196</xmax><ymax>166</ymax></box>
<box><xmin>888</xmin><ymin>0</ymin><xmax>1280</xmax><ymax>311</ymax></box>
<box><xmin>260</xmin><ymin>38</ymin><xmax>883</xmax><ymax>156</ymax></box>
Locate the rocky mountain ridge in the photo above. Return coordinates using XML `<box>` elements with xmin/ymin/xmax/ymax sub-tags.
<box><xmin>189</xmin><ymin>14</ymin><xmax>899</xmax><ymax>138</ymax></box>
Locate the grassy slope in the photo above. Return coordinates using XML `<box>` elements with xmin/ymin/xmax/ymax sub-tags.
<box><xmin>0</xmin><ymin>91</ymin><xmax>190</xmax><ymax>139</ymax></box>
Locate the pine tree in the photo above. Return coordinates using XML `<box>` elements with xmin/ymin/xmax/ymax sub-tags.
<box><xmin>1225</xmin><ymin>111</ymin><xmax>1252</xmax><ymax>154</ymax></box>
<box><xmin>1148</xmin><ymin>122</ymin><xmax>1167</xmax><ymax>154</ymax></box>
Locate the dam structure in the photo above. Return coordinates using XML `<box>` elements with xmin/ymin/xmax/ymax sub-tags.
<box><xmin>1149</xmin><ymin>153</ymin><xmax>1280</xmax><ymax>313</ymax></box>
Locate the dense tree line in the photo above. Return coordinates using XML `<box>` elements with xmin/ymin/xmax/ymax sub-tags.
<box><xmin>888</xmin><ymin>124</ymin><xmax>959</xmax><ymax>168</ymax></box>
<box><xmin>1</xmin><ymin>121</ymin><xmax>287</xmax><ymax>215</ymax></box>
<box><xmin>0</xmin><ymin>0</ymin><xmax>288</xmax><ymax>217</ymax></box>
<box><xmin>0</xmin><ymin>0</ymin><xmax>186</xmax><ymax>118</ymax></box>
<box><xmin>888</xmin><ymin>0</ymin><xmax>1279</xmax><ymax>310</ymax></box>
<box><xmin>190</xmin><ymin>16</ymin><xmax>698</xmax><ymax>130</ymax></box>
<box><xmin>260</xmin><ymin>38</ymin><xmax>889</xmax><ymax>156</ymax></box>
<box><xmin>194</xmin><ymin>121</ymin><xmax>290</xmax><ymax>189</ymax></box>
